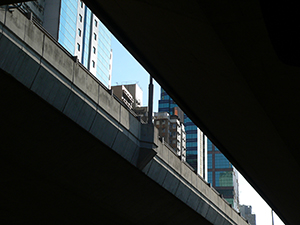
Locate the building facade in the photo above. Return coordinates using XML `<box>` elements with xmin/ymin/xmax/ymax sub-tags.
<box><xmin>154</xmin><ymin>112</ymin><xmax>171</xmax><ymax>145</ymax></box>
<box><xmin>170</xmin><ymin>115</ymin><xmax>186</xmax><ymax>160</ymax></box>
<box><xmin>158</xmin><ymin>88</ymin><xmax>238</xmax><ymax>208</ymax></box>
<box><xmin>158</xmin><ymin>88</ymin><xmax>205</xmax><ymax>177</ymax></box>
<box><xmin>123</xmin><ymin>84</ymin><xmax>143</xmax><ymax>109</ymax></box>
<box><xmin>239</xmin><ymin>205</ymin><xmax>256</xmax><ymax>225</ymax></box>
<box><xmin>19</xmin><ymin>0</ymin><xmax>112</xmax><ymax>89</ymax></box>
<box><xmin>154</xmin><ymin>112</ymin><xmax>186</xmax><ymax>160</ymax></box>
<box><xmin>111</xmin><ymin>83</ymin><xmax>148</xmax><ymax>123</ymax></box>
<box><xmin>207</xmin><ymin>138</ymin><xmax>239</xmax><ymax>210</ymax></box>
<box><xmin>111</xmin><ymin>85</ymin><xmax>134</xmax><ymax>110</ymax></box>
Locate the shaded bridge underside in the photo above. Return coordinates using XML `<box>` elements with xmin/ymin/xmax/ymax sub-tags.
<box><xmin>83</xmin><ymin>0</ymin><xmax>300</xmax><ymax>224</ymax></box>
<box><xmin>0</xmin><ymin>69</ymin><xmax>211</xmax><ymax>224</ymax></box>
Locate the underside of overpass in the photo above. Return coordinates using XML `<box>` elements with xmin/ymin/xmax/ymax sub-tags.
<box><xmin>0</xmin><ymin>68</ymin><xmax>212</xmax><ymax>224</ymax></box>
<box><xmin>79</xmin><ymin>1</ymin><xmax>300</xmax><ymax>224</ymax></box>
<box><xmin>1</xmin><ymin>8</ymin><xmax>249</xmax><ymax>223</ymax></box>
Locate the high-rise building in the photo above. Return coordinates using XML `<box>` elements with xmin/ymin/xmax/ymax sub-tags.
<box><xmin>158</xmin><ymin>88</ymin><xmax>206</xmax><ymax>177</ymax></box>
<box><xmin>123</xmin><ymin>84</ymin><xmax>143</xmax><ymax>109</ymax></box>
<box><xmin>207</xmin><ymin>138</ymin><xmax>239</xmax><ymax>210</ymax></box>
<box><xmin>170</xmin><ymin>115</ymin><xmax>186</xmax><ymax>160</ymax></box>
<box><xmin>154</xmin><ymin>112</ymin><xmax>186</xmax><ymax>160</ymax></box>
<box><xmin>111</xmin><ymin>85</ymin><xmax>134</xmax><ymax>109</ymax></box>
<box><xmin>239</xmin><ymin>205</ymin><xmax>256</xmax><ymax>225</ymax></box>
<box><xmin>18</xmin><ymin>0</ymin><xmax>113</xmax><ymax>89</ymax></box>
<box><xmin>154</xmin><ymin>112</ymin><xmax>171</xmax><ymax>145</ymax></box>
<box><xmin>158</xmin><ymin>88</ymin><xmax>239</xmax><ymax>208</ymax></box>
<box><xmin>111</xmin><ymin>83</ymin><xmax>148</xmax><ymax>123</ymax></box>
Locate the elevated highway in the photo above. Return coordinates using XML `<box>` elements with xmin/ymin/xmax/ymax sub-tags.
<box><xmin>0</xmin><ymin>8</ymin><xmax>247</xmax><ymax>224</ymax></box>
<box><xmin>80</xmin><ymin>1</ymin><xmax>300</xmax><ymax>224</ymax></box>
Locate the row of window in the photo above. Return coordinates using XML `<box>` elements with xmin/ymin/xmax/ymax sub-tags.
<box><xmin>77</xmin><ymin>4</ymin><xmax>98</xmax><ymax>70</ymax></box>
<box><xmin>185</xmin><ymin>121</ymin><xmax>195</xmax><ymax>126</ymax></box>
<box><xmin>207</xmin><ymin>154</ymin><xmax>232</xmax><ymax>169</ymax></box>
<box><xmin>185</xmin><ymin>126</ymin><xmax>197</xmax><ymax>131</ymax></box>
<box><xmin>58</xmin><ymin>0</ymin><xmax>112</xmax><ymax>88</ymax></box>
<box><xmin>186</xmin><ymin>150</ymin><xmax>198</xmax><ymax>155</ymax></box>
<box><xmin>186</xmin><ymin>142</ymin><xmax>198</xmax><ymax>147</ymax></box>
<box><xmin>77</xmin><ymin>41</ymin><xmax>97</xmax><ymax>53</ymax></box>
<box><xmin>79</xmin><ymin>1</ymin><xmax>98</xmax><ymax>26</ymax></box>
<box><xmin>186</xmin><ymin>133</ymin><xmax>198</xmax><ymax>139</ymax></box>
<box><xmin>207</xmin><ymin>171</ymin><xmax>234</xmax><ymax>187</ymax></box>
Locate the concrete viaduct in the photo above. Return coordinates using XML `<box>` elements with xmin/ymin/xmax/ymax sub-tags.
<box><xmin>0</xmin><ymin>8</ymin><xmax>248</xmax><ymax>224</ymax></box>
<box><xmin>81</xmin><ymin>1</ymin><xmax>300</xmax><ymax>224</ymax></box>
<box><xmin>3</xmin><ymin>0</ymin><xmax>300</xmax><ymax>224</ymax></box>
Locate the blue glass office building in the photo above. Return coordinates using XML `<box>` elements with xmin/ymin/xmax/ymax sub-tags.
<box><xmin>42</xmin><ymin>0</ymin><xmax>112</xmax><ymax>88</ymax></box>
<box><xmin>207</xmin><ymin>138</ymin><xmax>239</xmax><ymax>210</ymax></box>
<box><xmin>159</xmin><ymin>88</ymin><xmax>205</xmax><ymax>177</ymax></box>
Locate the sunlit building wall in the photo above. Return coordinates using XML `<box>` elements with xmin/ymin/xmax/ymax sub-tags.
<box><xmin>21</xmin><ymin>0</ymin><xmax>112</xmax><ymax>88</ymax></box>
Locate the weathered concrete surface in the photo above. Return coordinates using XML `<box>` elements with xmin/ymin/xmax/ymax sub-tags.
<box><xmin>0</xmin><ymin>8</ymin><xmax>248</xmax><ymax>225</ymax></box>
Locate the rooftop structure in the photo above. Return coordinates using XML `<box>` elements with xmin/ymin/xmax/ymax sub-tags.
<box><xmin>111</xmin><ymin>85</ymin><xmax>134</xmax><ymax>109</ymax></box>
<box><xmin>240</xmin><ymin>205</ymin><xmax>256</xmax><ymax>225</ymax></box>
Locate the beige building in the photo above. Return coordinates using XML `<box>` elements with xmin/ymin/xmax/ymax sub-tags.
<box><xmin>111</xmin><ymin>85</ymin><xmax>134</xmax><ymax>109</ymax></box>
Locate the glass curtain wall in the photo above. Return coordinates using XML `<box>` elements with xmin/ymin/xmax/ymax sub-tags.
<box><xmin>57</xmin><ymin>0</ymin><xmax>112</xmax><ymax>88</ymax></box>
<box><xmin>207</xmin><ymin>138</ymin><xmax>239</xmax><ymax>210</ymax></box>
<box><xmin>158</xmin><ymin>88</ymin><xmax>201</xmax><ymax>173</ymax></box>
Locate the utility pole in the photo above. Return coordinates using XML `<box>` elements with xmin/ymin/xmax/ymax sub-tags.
<box><xmin>148</xmin><ymin>75</ymin><xmax>154</xmax><ymax>124</ymax></box>
<box><xmin>271</xmin><ymin>209</ymin><xmax>274</xmax><ymax>225</ymax></box>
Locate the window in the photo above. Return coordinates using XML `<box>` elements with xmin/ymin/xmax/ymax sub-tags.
<box><xmin>92</xmin><ymin>60</ymin><xmax>95</xmax><ymax>68</ymax></box>
<box><xmin>215</xmin><ymin>154</ymin><xmax>232</xmax><ymax>169</ymax></box>
<box><xmin>77</xmin><ymin>43</ymin><xmax>80</xmax><ymax>51</ymax></box>
<box><xmin>207</xmin><ymin>154</ymin><xmax>212</xmax><ymax>169</ymax></box>
<box><xmin>207</xmin><ymin>140</ymin><xmax>213</xmax><ymax>151</ymax></box>
<box><xmin>79</xmin><ymin>14</ymin><xmax>82</xmax><ymax>22</ymax></box>
<box><xmin>95</xmin><ymin>19</ymin><xmax>98</xmax><ymax>27</ymax></box>
<box><xmin>93</xmin><ymin>46</ymin><xmax>96</xmax><ymax>54</ymax></box>
<box><xmin>216</xmin><ymin>171</ymin><xmax>233</xmax><ymax>187</ymax></box>
<box><xmin>94</xmin><ymin>33</ymin><xmax>97</xmax><ymax>40</ymax></box>
<box><xmin>78</xmin><ymin>28</ymin><xmax>81</xmax><ymax>37</ymax></box>
<box><xmin>80</xmin><ymin>1</ymin><xmax>83</xmax><ymax>8</ymax></box>
<box><xmin>207</xmin><ymin>172</ymin><xmax>213</xmax><ymax>184</ymax></box>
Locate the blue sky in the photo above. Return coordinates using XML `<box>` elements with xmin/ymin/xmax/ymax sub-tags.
<box><xmin>110</xmin><ymin>35</ymin><xmax>284</xmax><ymax>225</ymax></box>
<box><xmin>111</xmin><ymin>36</ymin><xmax>160</xmax><ymax>112</ymax></box>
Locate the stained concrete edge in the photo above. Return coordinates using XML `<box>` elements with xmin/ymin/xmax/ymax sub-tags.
<box><xmin>42</xmin><ymin>34</ymin><xmax>74</xmax><ymax>82</ymax></box>
<box><xmin>146</xmin><ymin>144</ymin><xmax>248</xmax><ymax>225</ymax></box>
